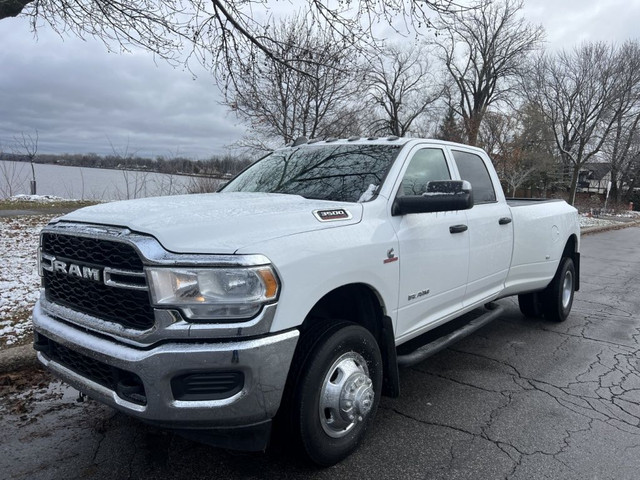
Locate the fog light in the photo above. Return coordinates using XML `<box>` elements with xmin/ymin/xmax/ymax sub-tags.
<box><xmin>171</xmin><ymin>371</ymin><xmax>244</xmax><ymax>401</ymax></box>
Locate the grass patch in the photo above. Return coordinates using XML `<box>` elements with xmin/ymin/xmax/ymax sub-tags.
<box><xmin>0</xmin><ymin>310</ymin><xmax>33</xmax><ymax>350</ymax></box>
<box><xmin>0</xmin><ymin>200</ymin><xmax>99</xmax><ymax>211</ymax></box>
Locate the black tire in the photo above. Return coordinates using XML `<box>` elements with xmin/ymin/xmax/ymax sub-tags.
<box><xmin>518</xmin><ymin>292</ymin><xmax>543</xmax><ymax>318</ymax></box>
<box><xmin>288</xmin><ymin>321</ymin><xmax>382</xmax><ymax>466</ymax></box>
<box><xmin>542</xmin><ymin>257</ymin><xmax>576</xmax><ymax>322</ymax></box>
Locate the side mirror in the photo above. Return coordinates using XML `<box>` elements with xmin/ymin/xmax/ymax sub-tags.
<box><xmin>392</xmin><ymin>180</ymin><xmax>473</xmax><ymax>216</ymax></box>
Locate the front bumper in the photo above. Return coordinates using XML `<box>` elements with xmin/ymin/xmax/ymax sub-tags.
<box><xmin>32</xmin><ymin>300</ymin><xmax>299</xmax><ymax>447</ymax></box>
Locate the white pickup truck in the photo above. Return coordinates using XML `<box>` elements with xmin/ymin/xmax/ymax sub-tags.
<box><xmin>32</xmin><ymin>138</ymin><xmax>580</xmax><ymax>466</ymax></box>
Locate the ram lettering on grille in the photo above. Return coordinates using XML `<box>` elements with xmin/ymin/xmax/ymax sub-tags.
<box><xmin>43</xmin><ymin>257</ymin><xmax>102</xmax><ymax>282</ymax></box>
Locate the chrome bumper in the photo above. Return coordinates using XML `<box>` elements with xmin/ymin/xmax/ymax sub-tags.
<box><xmin>32</xmin><ymin>300</ymin><xmax>299</xmax><ymax>431</ymax></box>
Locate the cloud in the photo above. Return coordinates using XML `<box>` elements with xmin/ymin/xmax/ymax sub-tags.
<box><xmin>0</xmin><ymin>16</ymin><xmax>245</xmax><ymax>158</ymax></box>
<box><xmin>522</xmin><ymin>0</ymin><xmax>640</xmax><ymax>50</ymax></box>
<box><xmin>2</xmin><ymin>1</ymin><xmax>640</xmax><ymax>158</ymax></box>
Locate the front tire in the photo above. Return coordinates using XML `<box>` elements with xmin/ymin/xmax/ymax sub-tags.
<box><xmin>292</xmin><ymin>322</ymin><xmax>382</xmax><ymax>466</ymax></box>
<box><xmin>542</xmin><ymin>257</ymin><xmax>575</xmax><ymax>322</ymax></box>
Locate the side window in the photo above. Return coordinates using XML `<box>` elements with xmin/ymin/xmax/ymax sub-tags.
<box><xmin>452</xmin><ymin>150</ymin><xmax>496</xmax><ymax>203</ymax></box>
<box><xmin>398</xmin><ymin>148</ymin><xmax>451</xmax><ymax>196</ymax></box>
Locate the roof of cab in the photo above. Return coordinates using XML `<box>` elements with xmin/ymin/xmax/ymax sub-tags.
<box><xmin>281</xmin><ymin>136</ymin><xmax>486</xmax><ymax>154</ymax></box>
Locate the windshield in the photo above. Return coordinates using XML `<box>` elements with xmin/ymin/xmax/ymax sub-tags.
<box><xmin>222</xmin><ymin>144</ymin><xmax>402</xmax><ymax>203</ymax></box>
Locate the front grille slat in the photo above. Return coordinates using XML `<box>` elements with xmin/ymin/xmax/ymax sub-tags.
<box><xmin>42</xmin><ymin>233</ymin><xmax>144</xmax><ymax>270</ymax></box>
<box><xmin>43</xmin><ymin>271</ymin><xmax>154</xmax><ymax>329</ymax></box>
<box><xmin>41</xmin><ymin>232</ymin><xmax>155</xmax><ymax>330</ymax></box>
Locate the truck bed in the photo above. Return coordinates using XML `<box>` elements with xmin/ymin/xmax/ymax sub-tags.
<box><xmin>501</xmin><ymin>197</ymin><xmax>579</xmax><ymax>297</ymax></box>
<box><xmin>506</xmin><ymin>198</ymin><xmax>565</xmax><ymax>207</ymax></box>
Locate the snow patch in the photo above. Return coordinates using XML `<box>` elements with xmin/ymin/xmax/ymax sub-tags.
<box><xmin>358</xmin><ymin>184</ymin><xmax>378</xmax><ymax>203</ymax></box>
<box><xmin>579</xmin><ymin>214</ymin><xmax>625</xmax><ymax>228</ymax></box>
<box><xmin>8</xmin><ymin>194</ymin><xmax>79</xmax><ymax>203</ymax></box>
<box><xmin>0</xmin><ymin>215</ymin><xmax>54</xmax><ymax>347</ymax></box>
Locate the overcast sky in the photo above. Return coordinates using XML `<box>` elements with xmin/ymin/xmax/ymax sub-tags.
<box><xmin>1</xmin><ymin>0</ymin><xmax>639</xmax><ymax>159</ymax></box>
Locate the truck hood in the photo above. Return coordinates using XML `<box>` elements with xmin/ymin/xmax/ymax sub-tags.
<box><xmin>59</xmin><ymin>192</ymin><xmax>363</xmax><ymax>254</ymax></box>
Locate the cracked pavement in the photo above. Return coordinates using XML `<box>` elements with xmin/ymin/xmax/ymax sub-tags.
<box><xmin>2</xmin><ymin>227</ymin><xmax>640</xmax><ymax>479</ymax></box>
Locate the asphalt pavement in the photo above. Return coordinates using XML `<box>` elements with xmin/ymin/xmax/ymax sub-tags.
<box><xmin>2</xmin><ymin>227</ymin><xmax>640</xmax><ymax>479</ymax></box>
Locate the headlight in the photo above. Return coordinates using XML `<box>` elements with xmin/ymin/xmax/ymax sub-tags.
<box><xmin>147</xmin><ymin>266</ymin><xmax>279</xmax><ymax>321</ymax></box>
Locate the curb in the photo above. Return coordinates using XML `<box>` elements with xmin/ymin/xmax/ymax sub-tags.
<box><xmin>0</xmin><ymin>344</ymin><xmax>38</xmax><ymax>374</ymax></box>
<box><xmin>581</xmin><ymin>220</ymin><xmax>640</xmax><ymax>236</ymax></box>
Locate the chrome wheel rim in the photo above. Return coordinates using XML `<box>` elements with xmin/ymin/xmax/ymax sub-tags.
<box><xmin>318</xmin><ymin>352</ymin><xmax>374</xmax><ymax>438</ymax></box>
<box><xmin>562</xmin><ymin>270</ymin><xmax>573</xmax><ymax>310</ymax></box>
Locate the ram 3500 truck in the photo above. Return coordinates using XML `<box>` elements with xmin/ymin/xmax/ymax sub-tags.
<box><xmin>32</xmin><ymin>138</ymin><xmax>580</xmax><ymax>466</ymax></box>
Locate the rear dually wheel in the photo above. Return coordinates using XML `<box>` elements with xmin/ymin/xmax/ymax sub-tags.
<box><xmin>542</xmin><ymin>257</ymin><xmax>575</xmax><ymax>322</ymax></box>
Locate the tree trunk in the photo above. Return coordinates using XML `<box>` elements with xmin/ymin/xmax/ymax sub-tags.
<box><xmin>29</xmin><ymin>159</ymin><xmax>36</xmax><ymax>195</ymax></box>
<box><xmin>609</xmin><ymin>167</ymin><xmax>620</xmax><ymax>204</ymax></box>
<box><xmin>0</xmin><ymin>0</ymin><xmax>33</xmax><ymax>19</ymax></box>
<box><xmin>466</xmin><ymin>113</ymin><xmax>482</xmax><ymax>146</ymax></box>
<box><xmin>568</xmin><ymin>164</ymin><xmax>581</xmax><ymax>206</ymax></box>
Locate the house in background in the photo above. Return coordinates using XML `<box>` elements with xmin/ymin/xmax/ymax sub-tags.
<box><xmin>577</xmin><ymin>163</ymin><xmax>611</xmax><ymax>194</ymax></box>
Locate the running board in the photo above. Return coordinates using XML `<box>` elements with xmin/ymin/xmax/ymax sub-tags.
<box><xmin>396</xmin><ymin>303</ymin><xmax>505</xmax><ymax>368</ymax></box>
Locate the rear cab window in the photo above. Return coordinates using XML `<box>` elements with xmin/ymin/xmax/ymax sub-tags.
<box><xmin>451</xmin><ymin>150</ymin><xmax>496</xmax><ymax>204</ymax></box>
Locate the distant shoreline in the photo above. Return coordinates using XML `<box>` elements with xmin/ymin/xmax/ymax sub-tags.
<box><xmin>0</xmin><ymin>161</ymin><xmax>226</xmax><ymax>201</ymax></box>
<box><xmin>0</xmin><ymin>151</ymin><xmax>251</xmax><ymax>179</ymax></box>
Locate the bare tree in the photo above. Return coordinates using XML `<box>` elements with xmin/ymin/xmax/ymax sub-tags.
<box><xmin>525</xmin><ymin>43</ymin><xmax>621</xmax><ymax>205</ymax></box>
<box><xmin>477</xmin><ymin>111</ymin><xmax>533</xmax><ymax>196</ymax></box>
<box><xmin>366</xmin><ymin>44</ymin><xmax>441</xmax><ymax>137</ymax></box>
<box><xmin>434</xmin><ymin>106</ymin><xmax>463</xmax><ymax>142</ymax></box>
<box><xmin>434</xmin><ymin>0</ymin><xmax>544</xmax><ymax>145</ymax></box>
<box><xmin>0</xmin><ymin>142</ymin><xmax>29</xmax><ymax>198</ymax></box>
<box><xmin>601</xmin><ymin>41</ymin><xmax>640</xmax><ymax>204</ymax></box>
<box><xmin>0</xmin><ymin>162</ymin><xmax>27</xmax><ymax>198</ymax></box>
<box><xmin>107</xmin><ymin>139</ymin><xmax>150</xmax><ymax>199</ymax></box>
<box><xmin>619</xmin><ymin>148</ymin><xmax>640</xmax><ymax>204</ymax></box>
<box><xmin>500</xmin><ymin>150</ymin><xmax>536</xmax><ymax>196</ymax></box>
<box><xmin>477</xmin><ymin>110</ymin><xmax>516</xmax><ymax>169</ymax></box>
<box><xmin>4</xmin><ymin>0</ymin><xmax>469</xmax><ymax>77</ymax></box>
<box><xmin>478</xmin><ymin>106</ymin><xmax>560</xmax><ymax>197</ymax></box>
<box><xmin>224</xmin><ymin>15</ymin><xmax>364</xmax><ymax>147</ymax></box>
<box><xmin>187</xmin><ymin>176</ymin><xmax>223</xmax><ymax>194</ymax></box>
<box><xmin>14</xmin><ymin>130</ymin><xmax>38</xmax><ymax>194</ymax></box>
<box><xmin>0</xmin><ymin>0</ymin><xmax>30</xmax><ymax>18</ymax></box>
<box><xmin>515</xmin><ymin>102</ymin><xmax>562</xmax><ymax>197</ymax></box>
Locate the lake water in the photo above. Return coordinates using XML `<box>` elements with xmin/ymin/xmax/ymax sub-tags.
<box><xmin>0</xmin><ymin>161</ymin><xmax>215</xmax><ymax>200</ymax></box>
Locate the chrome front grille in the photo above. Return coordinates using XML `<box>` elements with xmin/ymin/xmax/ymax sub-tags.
<box><xmin>41</xmin><ymin>231</ymin><xmax>155</xmax><ymax>330</ymax></box>
<box><xmin>37</xmin><ymin>221</ymin><xmax>279</xmax><ymax>345</ymax></box>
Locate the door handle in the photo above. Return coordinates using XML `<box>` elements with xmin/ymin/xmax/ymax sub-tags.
<box><xmin>499</xmin><ymin>217</ymin><xmax>512</xmax><ymax>225</ymax></box>
<box><xmin>449</xmin><ymin>224</ymin><xmax>468</xmax><ymax>234</ymax></box>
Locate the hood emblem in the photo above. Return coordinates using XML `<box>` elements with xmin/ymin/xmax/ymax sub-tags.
<box><xmin>313</xmin><ymin>209</ymin><xmax>352</xmax><ymax>222</ymax></box>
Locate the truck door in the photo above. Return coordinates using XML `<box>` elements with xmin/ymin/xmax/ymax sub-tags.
<box><xmin>450</xmin><ymin>149</ymin><xmax>514</xmax><ymax>306</ymax></box>
<box><xmin>390</xmin><ymin>146</ymin><xmax>470</xmax><ymax>341</ymax></box>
